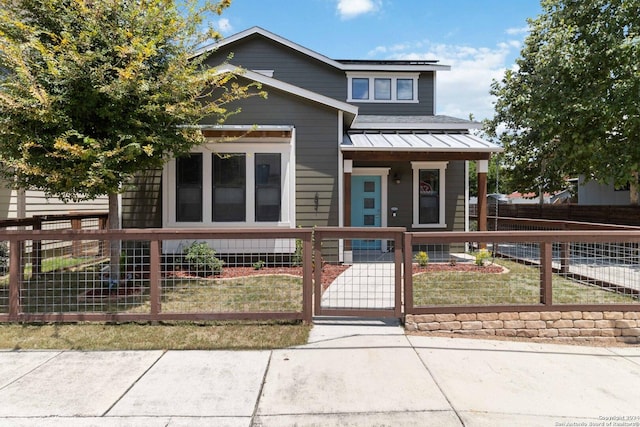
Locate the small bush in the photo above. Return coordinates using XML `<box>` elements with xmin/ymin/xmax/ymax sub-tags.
<box><xmin>253</xmin><ymin>260</ymin><xmax>265</xmax><ymax>270</ymax></box>
<box><xmin>183</xmin><ymin>241</ymin><xmax>224</xmax><ymax>276</ymax></box>
<box><xmin>474</xmin><ymin>249</ymin><xmax>491</xmax><ymax>267</ymax></box>
<box><xmin>0</xmin><ymin>241</ymin><xmax>7</xmax><ymax>274</ymax></box>
<box><xmin>414</xmin><ymin>251</ymin><xmax>429</xmax><ymax>267</ymax></box>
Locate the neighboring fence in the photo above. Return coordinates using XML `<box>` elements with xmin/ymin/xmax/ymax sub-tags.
<box><xmin>0</xmin><ymin>212</ymin><xmax>109</xmax><ymax>275</ymax></box>
<box><xmin>488</xmin><ymin>204</ymin><xmax>640</xmax><ymax>227</ymax></box>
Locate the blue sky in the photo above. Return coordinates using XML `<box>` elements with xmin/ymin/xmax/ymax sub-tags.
<box><xmin>214</xmin><ymin>0</ymin><xmax>543</xmax><ymax>121</ymax></box>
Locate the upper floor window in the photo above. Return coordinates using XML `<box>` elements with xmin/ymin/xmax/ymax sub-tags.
<box><xmin>347</xmin><ymin>73</ymin><xmax>419</xmax><ymax>103</ymax></box>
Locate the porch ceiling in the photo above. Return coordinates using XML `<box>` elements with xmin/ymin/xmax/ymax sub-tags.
<box><xmin>342</xmin><ymin>131</ymin><xmax>502</xmax><ymax>153</ymax></box>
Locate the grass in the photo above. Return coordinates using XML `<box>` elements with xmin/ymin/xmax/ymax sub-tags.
<box><xmin>413</xmin><ymin>259</ymin><xmax>639</xmax><ymax>306</ymax></box>
<box><xmin>0</xmin><ymin>321</ymin><xmax>310</xmax><ymax>350</ymax></box>
<box><xmin>0</xmin><ymin>267</ymin><xmax>309</xmax><ymax>350</ymax></box>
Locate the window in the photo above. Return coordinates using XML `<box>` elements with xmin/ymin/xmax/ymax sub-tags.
<box><xmin>347</xmin><ymin>73</ymin><xmax>419</xmax><ymax>103</ymax></box>
<box><xmin>397</xmin><ymin>79</ymin><xmax>414</xmax><ymax>100</ymax></box>
<box><xmin>374</xmin><ymin>78</ymin><xmax>391</xmax><ymax>100</ymax></box>
<box><xmin>176</xmin><ymin>154</ymin><xmax>202</xmax><ymax>222</ymax></box>
<box><xmin>255</xmin><ymin>153</ymin><xmax>281</xmax><ymax>221</ymax></box>
<box><xmin>165</xmin><ymin>140</ymin><xmax>294</xmax><ymax>228</ymax></box>
<box><xmin>213</xmin><ymin>154</ymin><xmax>246</xmax><ymax>222</ymax></box>
<box><xmin>412</xmin><ymin>162</ymin><xmax>447</xmax><ymax>228</ymax></box>
<box><xmin>352</xmin><ymin>78</ymin><xmax>369</xmax><ymax>100</ymax></box>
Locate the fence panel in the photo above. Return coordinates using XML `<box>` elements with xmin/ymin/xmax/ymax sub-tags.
<box><xmin>0</xmin><ymin>228</ymin><xmax>312</xmax><ymax>323</ymax></box>
<box><xmin>313</xmin><ymin>227</ymin><xmax>404</xmax><ymax>318</ymax></box>
<box><xmin>405</xmin><ymin>231</ymin><xmax>640</xmax><ymax>314</ymax></box>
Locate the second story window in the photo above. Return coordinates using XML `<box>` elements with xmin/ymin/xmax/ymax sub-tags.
<box><xmin>347</xmin><ymin>73</ymin><xmax>418</xmax><ymax>103</ymax></box>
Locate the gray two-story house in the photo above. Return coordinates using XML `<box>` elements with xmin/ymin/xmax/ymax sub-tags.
<box><xmin>121</xmin><ymin>27</ymin><xmax>501</xmax><ymax>260</ymax></box>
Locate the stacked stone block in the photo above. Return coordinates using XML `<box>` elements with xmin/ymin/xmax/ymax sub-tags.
<box><xmin>405</xmin><ymin>311</ymin><xmax>640</xmax><ymax>344</ymax></box>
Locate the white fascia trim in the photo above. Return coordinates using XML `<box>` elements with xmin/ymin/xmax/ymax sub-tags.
<box><xmin>341</xmin><ymin>146</ymin><xmax>502</xmax><ymax>153</ymax></box>
<box><xmin>342</xmin><ymin>64</ymin><xmax>450</xmax><ymax>72</ymax></box>
<box><xmin>217</xmin><ymin>65</ymin><xmax>359</xmax><ymax>117</ymax></box>
<box><xmin>349</xmin><ymin>122</ymin><xmax>482</xmax><ymax>130</ymax></box>
<box><xmin>196</xmin><ymin>27</ymin><xmax>345</xmax><ymax>68</ymax></box>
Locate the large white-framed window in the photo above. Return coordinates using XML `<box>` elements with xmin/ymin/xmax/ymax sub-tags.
<box><xmin>347</xmin><ymin>72</ymin><xmax>419</xmax><ymax>103</ymax></box>
<box><xmin>412</xmin><ymin>161</ymin><xmax>448</xmax><ymax>228</ymax></box>
<box><xmin>163</xmin><ymin>139</ymin><xmax>295</xmax><ymax>228</ymax></box>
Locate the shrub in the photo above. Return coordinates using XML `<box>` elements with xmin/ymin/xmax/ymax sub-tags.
<box><xmin>474</xmin><ymin>249</ymin><xmax>491</xmax><ymax>266</ymax></box>
<box><xmin>0</xmin><ymin>241</ymin><xmax>7</xmax><ymax>274</ymax></box>
<box><xmin>414</xmin><ymin>251</ymin><xmax>429</xmax><ymax>267</ymax></box>
<box><xmin>183</xmin><ymin>241</ymin><xmax>224</xmax><ymax>276</ymax></box>
<box><xmin>253</xmin><ymin>260</ymin><xmax>265</xmax><ymax>270</ymax></box>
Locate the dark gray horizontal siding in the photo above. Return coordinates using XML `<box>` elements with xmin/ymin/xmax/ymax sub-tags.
<box><xmin>122</xmin><ymin>169</ymin><xmax>162</xmax><ymax>228</ymax></box>
<box><xmin>445</xmin><ymin>161</ymin><xmax>466</xmax><ymax>232</ymax></box>
<box><xmin>352</xmin><ymin>159</ymin><xmax>465</xmax><ymax>231</ymax></box>
<box><xmin>206</xmin><ymin>36</ymin><xmax>346</xmax><ymax>101</ymax></box>
<box><xmin>205</xmin><ymin>85</ymin><xmax>341</xmax><ymax>228</ymax></box>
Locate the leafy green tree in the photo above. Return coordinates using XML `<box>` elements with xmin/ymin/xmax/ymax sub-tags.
<box><xmin>485</xmin><ymin>0</ymin><xmax>640</xmax><ymax>203</ymax></box>
<box><xmin>0</xmin><ymin>0</ymin><xmax>264</xmax><ymax>279</ymax></box>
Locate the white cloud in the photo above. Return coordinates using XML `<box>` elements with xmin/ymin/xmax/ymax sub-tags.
<box><xmin>380</xmin><ymin>40</ymin><xmax>523</xmax><ymax>121</ymax></box>
<box><xmin>216</xmin><ymin>18</ymin><xmax>233</xmax><ymax>34</ymax></box>
<box><xmin>505</xmin><ymin>26</ymin><xmax>530</xmax><ymax>35</ymax></box>
<box><xmin>336</xmin><ymin>0</ymin><xmax>380</xmax><ymax>20</ymax></box>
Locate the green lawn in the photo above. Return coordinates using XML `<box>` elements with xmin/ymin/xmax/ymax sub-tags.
<box><xmin>413</xmin><ymin>259</ymin><xmax>639</xmax><ymax>306</ymax></box>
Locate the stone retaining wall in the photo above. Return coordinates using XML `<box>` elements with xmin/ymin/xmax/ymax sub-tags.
<box><xmin>404</xmin><ymin>311</ymin><xmax>640</xmax><ymax>344</ymax></box>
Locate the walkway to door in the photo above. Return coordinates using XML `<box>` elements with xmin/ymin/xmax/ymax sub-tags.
<box><xmin>321</xmin><ymin>262</ymin><xmax>396</xmax><ymax>310</ymax></box>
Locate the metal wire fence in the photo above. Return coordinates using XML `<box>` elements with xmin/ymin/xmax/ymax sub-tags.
<box><xmin>405</xmin><ymin>231</ymin><xmax>640</xmax><ymax>314</ymax></box>
<box><xmin>0</xmin><ymin>229</ymin><xmax>313</xmax><ymax>322</ymax></box>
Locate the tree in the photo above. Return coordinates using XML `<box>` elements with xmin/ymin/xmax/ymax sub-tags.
<box><xmin>0</xmin><ymin>0</ymin><xmax>264</xmax><ymax>281</ymax></box>
<box><xmin>485</xmin><ymin>0</ymin><xmax>640</xmax><ymax>203</ymax></box>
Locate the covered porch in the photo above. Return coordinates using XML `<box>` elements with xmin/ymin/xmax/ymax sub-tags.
<box><xmin>340</xmin><ymin>125</ymin><xmax>502</xmax><ymax>260</ymax></box>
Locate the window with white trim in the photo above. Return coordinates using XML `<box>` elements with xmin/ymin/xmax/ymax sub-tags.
<box><xmin>412</xmin><ymin>161</ymin><xmax>448</xmax><ymax>228</ymax></box>
<box><xmin>347</xmin><ymin>72</ymin><xmax>419</xmax><ymax>103</ymax></box>
<box><xmin>165</xmin><ymin>140</ymin><xmax>293</xmax><ymax>227</ymax></box>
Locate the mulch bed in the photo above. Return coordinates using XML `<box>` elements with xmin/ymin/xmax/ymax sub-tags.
<box><xmin>412</xmin><ymin>263</ymin><xmax>505</xmax><ymax>274</ymax></box>
<box><xmin>168</xmin><ymin>264</ymin><xmax>350</xmax><ymax>289</ymax></box>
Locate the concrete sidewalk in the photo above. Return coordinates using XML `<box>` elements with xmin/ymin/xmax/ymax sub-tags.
<box><xmin>2</xmin><ymin>319</ymin><xmax>640</xmax><ymax>426</ymax></box>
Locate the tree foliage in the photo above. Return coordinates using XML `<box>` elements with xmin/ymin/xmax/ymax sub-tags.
<box><xmin>0</xmin><ymin>0</ymin><xmax>263</xmax><ymax>201</ymax></box>
<box><xmin>484</xmin><ymin>0</ymin><xmax>640</xmax><ymax>198</ymax></box>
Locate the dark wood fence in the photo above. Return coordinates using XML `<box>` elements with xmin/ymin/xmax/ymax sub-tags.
<box><xmin>495</xmin><ymin>204</ymin><xmax>640</xmax><ymax>226</ymax></box>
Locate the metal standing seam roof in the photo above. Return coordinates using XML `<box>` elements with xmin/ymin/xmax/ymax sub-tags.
<box><xmin>342</xmin><ymin>132</ymin><xmax>503</xmax><ymax>153</ymax></box>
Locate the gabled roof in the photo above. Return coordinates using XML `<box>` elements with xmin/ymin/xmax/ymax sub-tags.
<box><xmin>196</xmin><ymin>27</ymin><xmax>451</xmax><ymax>72</ymax></box>
<box><xmin>216</xmin><ymin>64</ymin><xmax>358</xmax><ymax>122</ymax></box>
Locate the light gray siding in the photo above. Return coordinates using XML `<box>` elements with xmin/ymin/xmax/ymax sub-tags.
<box><xmin>0</xmin><ymin>178</ymin><xmax>108</xmax><ymax>220</ymax></box>
<box><xmin>577</xmin><ymin>175</ymin><xmax>631</xmax><ymax>205</ymax></box>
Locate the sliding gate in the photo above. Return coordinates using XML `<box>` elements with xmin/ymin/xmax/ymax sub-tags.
<box><xmin>313</xmin><ymin>227</ymin><xmax>404</xmax><ymax>318</ymax></box>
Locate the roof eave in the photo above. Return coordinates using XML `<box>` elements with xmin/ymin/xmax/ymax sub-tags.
<box><xmin>196</xmin><ymin>27</ymin><xmax>451</xmax><ymax>72</ymax></box>
<box><xmin>349</xmin><ymin>122</ymin><xmax>481</xmax><ymax>130</ymax></box>
<box><xmin>216</xmin><ymin>65</ymin><xmax>359</xmax><ymax>119</ymax></box>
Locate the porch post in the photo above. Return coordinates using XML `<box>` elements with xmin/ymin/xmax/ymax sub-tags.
<box><xmin>344</xmin><ymin>159</ymin><xmax>352</xmax><ymax>264</ymax></box>
<box><xmin>477</xmin><ymin>159</ymin><xmax>488</xmax><ymax>233</ymax></box>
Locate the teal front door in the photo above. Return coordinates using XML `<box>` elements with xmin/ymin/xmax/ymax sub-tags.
<box><xmin>351</xmin><ymin>175</ymin><xmax>381</xmax><ymax>250</ymax></box>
